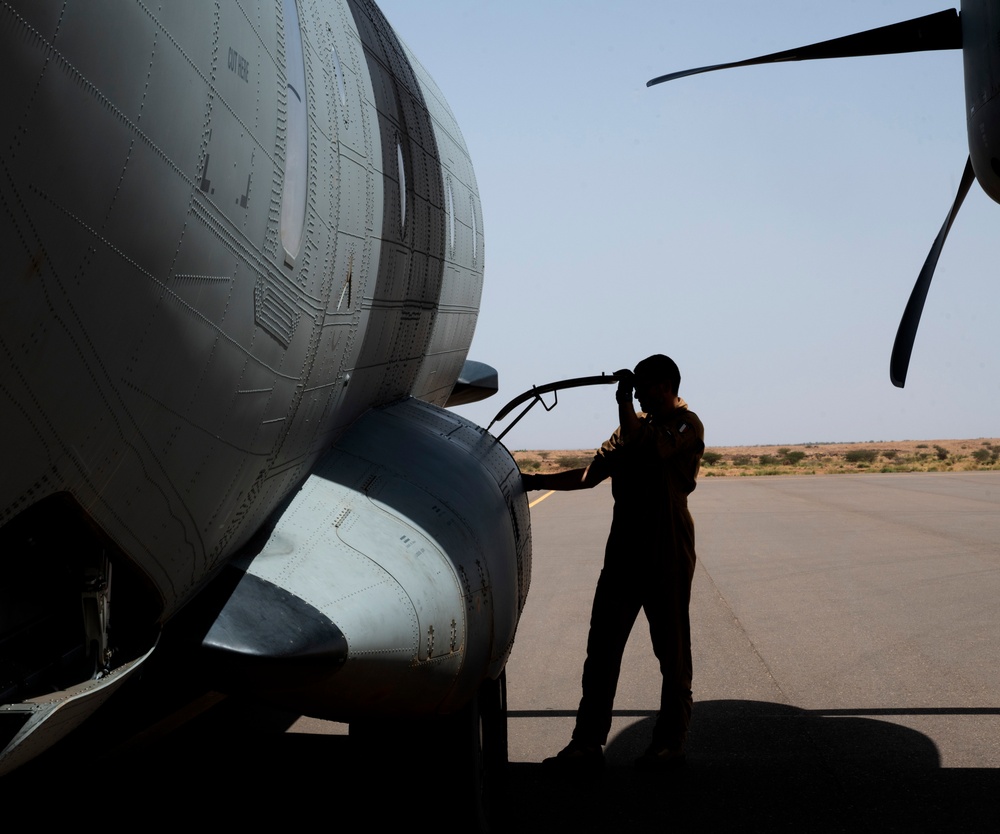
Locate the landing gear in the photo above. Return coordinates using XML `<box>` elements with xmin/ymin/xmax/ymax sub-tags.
<box><xmin>447</xmin><ymin>671</ymin><xmax>507</xmax><ymax>832</ymax></box>
<box><xmin>478</xmin><ymin>670</ymin><xmax>508</xmax><ymax>828</ymax></box>
<box><xmin>350</xmin><ymin>671</ymin><xmax>509</xmax><ymax>833</ymax></box>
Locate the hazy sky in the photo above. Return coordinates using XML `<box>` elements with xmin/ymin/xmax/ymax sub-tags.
<box><xmin>377</xmin><ymin>1</ymin><xmax>999</xmax><ymax>449</ymax></box>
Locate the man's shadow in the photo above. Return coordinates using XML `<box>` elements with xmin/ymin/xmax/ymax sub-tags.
<box><xmin>507</xmin><ymin>699</ymin><xmax>1000</xmax><ymax>832</ymax></box>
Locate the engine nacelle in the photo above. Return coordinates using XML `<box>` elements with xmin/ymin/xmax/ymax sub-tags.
<box><xmin>200</xmin><ymin>398</ymin><xmax>531</xmax><ymax>718</ymax></box>
<box><xmin>964</xmin><ymin>1</ymin><xmax>1000</xmax><ymax>203</ymax></box>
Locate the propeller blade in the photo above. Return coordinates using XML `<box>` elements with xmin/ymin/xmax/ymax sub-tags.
<box><xmin>647</xmin><ymin>9</ymin><xmax>961</xmax><ymax>87</ymax></box>
<box><xmin>890</xmin><ymin>156</ymin><xmax>976</xmax><ymax>387</ymax></box>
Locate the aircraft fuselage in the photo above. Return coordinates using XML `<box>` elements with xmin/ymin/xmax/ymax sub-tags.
<box><xmin>0</xmin><ymin>0</ymin><xmax>527</xmax><ymax>778</ymax></box>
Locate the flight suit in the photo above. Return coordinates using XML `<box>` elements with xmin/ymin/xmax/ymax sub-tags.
<box><xmin>571</xmin><ymin>400</ymin><xmax>704</xmax><ymax>750</ymax></box>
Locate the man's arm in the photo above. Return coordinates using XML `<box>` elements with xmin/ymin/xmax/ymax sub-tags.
<box><xmin>615</xmin><ymin>370</ymin><xmax>642</xmax><ymax>441</ymax></box>
<box><xmin>522</xmin><ymin>460</ymin><xmax>607</xmax><ymax>492</ymax></box>
<box><xmin>521</xmin><ymin>370</ymin><xmax>636</xmax><ymax>493</ymax></box>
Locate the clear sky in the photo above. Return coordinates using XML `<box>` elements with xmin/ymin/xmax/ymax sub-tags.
<box><xmin>377</xmin><ymin>1</ymin><xmax>1000</xmax><ymax>449</ymax></box>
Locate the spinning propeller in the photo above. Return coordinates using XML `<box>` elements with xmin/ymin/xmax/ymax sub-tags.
<box><xmin>648</xmin><ymin>9</ymin><xmax>979</xmax><ymax>387</ymax></box>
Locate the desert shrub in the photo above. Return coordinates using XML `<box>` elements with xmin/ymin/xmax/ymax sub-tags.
<box><xmin>972</xmin><ymin>448</ymin><xmax>993</xmax><ymax>464</ymax></box>
<box><xmin>882</xmin><ymin>450</ymin><xmax>898</xmax><ymax>460</ymax></box>
<box><xmin>556</xmin><ymin>455</ymin><xmax>588</xmax><ymax>468</ymax></box>
<box><xmin>933</xmin><ymin>444</ymin><xmax>949</xmax><ymax>461</ymax></box>
<box><xmin>916</xmin><ymin>444</ymin><xmax>928</xmax><ymax>449</ymax></box>
<box><xmin>759</xmin><ymin>454</ymin><xmax>777</xmax><ymax>466</ymax></box>
<box><xmin>784</xmin><ymin>450</ymin><xmax>806</xmax><ymax>465</ymax></box>
<box><xmin>845</xmin><ymin>449</ymin><xmax>877</xmax><ymax>463</ymax></box>
<box><xmin>701</xmin><ymin>451</ymin><xmax>723</xmax><ymax>466</ymax></box>
<box><xmin>520</xmin><ymin>458</ymin><xmax>541</xmax><ymax>471</ymax></box>
<box><xmin>732</xmin><ymin>455</ymin><xmax>752</xmax><ymax>466</ymax></box>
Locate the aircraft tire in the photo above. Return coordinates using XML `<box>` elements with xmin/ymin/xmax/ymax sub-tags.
<box><xmin>348</xmin><ymin>672</ymin><xmax>508</xmax><ymax>832</ymax></box>
<box><xmin>470</xmin><ymin>670</ymin><xmax>508</xmax><ymax>833</ymax></box>
<box><xmin>480</xmin><ymin>670</ymin><xmax>509</xmax><ymax>801</ymax></box>
<box><xmin>424</xmin><ymin>670</ymin><xmax>508</xmax><ymax>833</ymax></box>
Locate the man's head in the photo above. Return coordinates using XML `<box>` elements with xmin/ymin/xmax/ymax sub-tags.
<box><xmin>632</xmin><ymin>354</ymin><xmax>680</xmax><ymax>415</ymax></box>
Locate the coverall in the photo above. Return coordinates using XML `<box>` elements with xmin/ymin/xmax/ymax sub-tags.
<box><xmin>570</xmin><ymin>399</ymin><xmax>704</xmax><ymax>750</ymax></box>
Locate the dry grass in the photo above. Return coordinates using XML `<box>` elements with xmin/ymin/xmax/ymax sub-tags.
<box><xmin>511</xmin><ymin>438</ymin><xmax>1000</xmax><ymax>477</ymax></box>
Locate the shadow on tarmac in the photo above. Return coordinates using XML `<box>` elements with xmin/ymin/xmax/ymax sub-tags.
<box><xmin>506</xmin><ymin>699</ymin><xmax>999</xmax><ymax>833</ymax></box>
<box><xmin>4</xmin><ymin>697</ymin><xmax>998</xmax><ymax>831</ymax></box>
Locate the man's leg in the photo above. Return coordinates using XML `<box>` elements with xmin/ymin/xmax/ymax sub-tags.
<box><xmin>644</xmin><ymin>561</ymin><xmax>694</xmax><ymax>753</ymax></box>
<box><xmin>571</xmin><ymin>565</ymin><xmax>642</xmax><ymax>747</ymax></box>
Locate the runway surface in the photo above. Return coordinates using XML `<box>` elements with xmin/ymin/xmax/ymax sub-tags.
<box><xmin>5</xmin><ymin>472</ymin><xmax>1000</xmax><ymax>830</ymax></box>
<box><xmin>505</xmin><ymin>471</ymin><xmax>1000</xmax><ymax>830</ymax></box>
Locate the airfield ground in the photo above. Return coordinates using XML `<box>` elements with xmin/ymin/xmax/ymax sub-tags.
<box><xmin>9</xmin><ymin>469</ymin><xmax>1000</xmax><ymax>831</ymax></box>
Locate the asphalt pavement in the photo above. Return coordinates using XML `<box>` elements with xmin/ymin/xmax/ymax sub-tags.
<box><xmin>505</xmin><ymin>472</ymin><xmax>1000</xmax><ymax>831</ymax></box>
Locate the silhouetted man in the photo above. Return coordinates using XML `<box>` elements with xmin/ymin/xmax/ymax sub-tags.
<box><xmin>521</xmin><ymin>354</ymin><xmax>704</xmax><ymax>770</ymax></box>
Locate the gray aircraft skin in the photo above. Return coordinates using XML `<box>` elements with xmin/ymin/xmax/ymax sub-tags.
<box><xmin>0</xmin><ymin>0</ymin><xmax>530</xmax><ymax>781</ymax></box>
<box><xmin>649</xmin><ymin>1</ymin><xmax>1000</xmax><ymax>387</ymax></box>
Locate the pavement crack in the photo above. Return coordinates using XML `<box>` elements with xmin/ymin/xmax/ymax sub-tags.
<box><xmin>696</xmin><ymin>559</ymin><xmax>789</xmax><ymax>703</ymax></box>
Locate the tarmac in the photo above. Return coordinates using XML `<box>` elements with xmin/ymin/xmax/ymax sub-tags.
<box><xmin>6</xmin><ymin>472</ymin><xmax>1000</xmax><ymax>830</ymax></box>
<box><xmin>505</xmin><ymin>471</ymin><xmax>1000</xmax><ymax>831</ymax></box>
